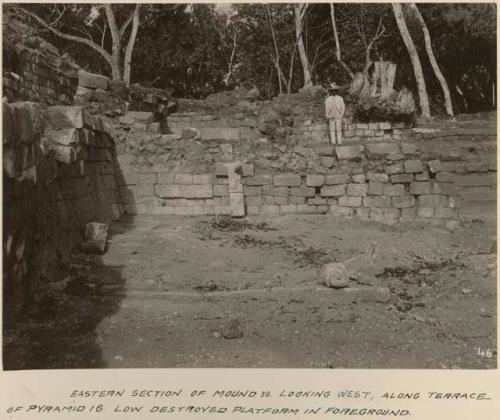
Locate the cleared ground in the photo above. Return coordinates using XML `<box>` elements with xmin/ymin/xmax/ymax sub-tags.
<box><xmin>3</xmin><ymin>213</ymin><xmax>496</xmax><ymax>369</ymax></box>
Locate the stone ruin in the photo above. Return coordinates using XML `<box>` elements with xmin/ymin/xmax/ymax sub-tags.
<box><xmin>2</xmin><ymin>20</ymin><xmax>497</xmax><ymax>319</ymax></box>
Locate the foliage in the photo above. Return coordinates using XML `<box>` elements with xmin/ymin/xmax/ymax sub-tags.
<box><xmin>6</xmin><ymin>2</ymin><xmax>497</xmax><ymax>113</ymax></box>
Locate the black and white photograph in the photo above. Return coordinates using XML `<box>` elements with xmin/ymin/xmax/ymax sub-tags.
<box><xmin>2</xmin><ymin>2</ymin><xmax>497</xmax><ymax>371</ymax></box>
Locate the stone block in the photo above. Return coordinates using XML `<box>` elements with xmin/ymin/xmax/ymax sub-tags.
<box><xmin>363</xmin><ymin>196</ymin><xmax>392</xmax><ymax>208</ymax></box>
<box><xmin>379</xmin><ymin>122</ymin><xmax>391</xmax><ymax>130</ymax></box>
<box><xmin>391</xmin><ymin>174</ymin><xmax>414</xmax><ymax>183</ymax></box>
<box><xmin>404</xmin><ymin>160</ymin><xmax>424</xmax><ymax>173</ymax></box>
<box><xmin>369</xmin><ymin>207</ymin><xmax>383</xmax><ymax>223</ymax></box>
<box><xmin>244</xmin><ymin>175</ymin><xmax>273</xmax><ymax>186</ymax></box>
<box><xmin>428</xmin><ymin>160</ymin><xmax>443</xmax><ymax>173</ymax></box>
<box><xmin>174</xmin><ymin>207</ymin><xmax>194</xmax><ymax>216</ymax></box>
<box><xmin>433</xmin><ymin>207</ymin><xmax>457</xmax><ymax>219</ymax></box>
<box><xmin>246</xmin><ymin>205</ymin><xmax>261</xmax><ymax>215</ymax></box>
<box><xmin>137</xmin><ymin>173</ymin><xmax>157</xmax><ymax>184</ymax></box>
<box><xmin>263</xmin><ymin>185</ymin><xmax>288</xmax><ymax>196</ymax></box>
<box><xmin>175</xmin><ymin>174</ymin><xmax>193</xmax><ymax>184</ymax></box>
<box><xmin>326</xmin><ymin>174</ymin><xmax>351</xmax><ymax>185</ymax></box>
<box><xmin>336</xmin><ymin>145</ymin><xmax>362</xmax><ymax>161</ymax></box>
<box><xmin>215</xmin><ymin>163</ymin><xmax>228</xmax><ymax>176</ymax></box>
<box><xmin>432</xmin><ymin>182</ymin><xmax>458</xmax><ymax>196</ymax></box>
<box><xmin>456</xmin><ymin>175</ymin><xmax>493</xmax><ymax>187</ymax></box>
<box><xmin>415</xmin><ymin>172</ymin><xmax>429</xmax><ymax>181</ymax></box>
<box><xmin>119</xmin><ymin>111</ymin><xmax>154</xmax><ymax>125</ymax></box>
<box><xmin>245</xmin><ymin>195</ymin><xmax>262</xmax><ymax>206</ymax></box>
<box><xmin>321</xmin><ymin>185</ymin><xmax>346</xmax><ymax>197</ymax></box>
<box><xmin>241</xmin><ymin>164</ymin><xmax>254</xmax><ymax>177</ymax></box>
<box><xmin>355</xmin><ymin>207</ymin><xmax>370</xmax><ymax>221</ymax></box>
<box><xmin>78</xmin><ymin>69</ymin><xmax>109</xmax><ymax>90</ymax></box>
<box><xmin>392</xmin><ymin>195</ymin><xmax>415</xmax><ymax>208</ymax></box>
<box><xmin>401</xmin><ymin>207</ymin><xmax>417</xmax><ymax>221</ymax></box>
<box><xmin>289</xmin><ymin>196</ymin><xmax>306</xmax><ymax>204</ymax></box>
<box><xmin>367</xmin><ymin>173</ymin><xmax>389</xmax><ymax>183</ymax></box>
<box><xmin>331</xmin><ymin>204</ymin><xmax>353</xmax><ymax>217</ymax></box>
<box><xmin>135</xmin><ymin>184</ymin><xmax>154</xmax><ymax>197</ymax></box>
<box><xmin>385</xmin><ymin>163</ymin><xmax>404</xmax><ymax>175</ymax></box>
<box><xmin>418</xmin><ymin>207</ymin><xmax>434</xmax><ymax>218</ymax></box>
<box><xmin>339</xmin><ymin>196</ymin><xmax>362</xmax><ymax>207</ymax></box>
<box><xmin>290</xmin><ymin>186</ymin><xmax>315</xmax><ymax>197</ymax></box>
<box><xmin>11</xmin><ymin>102</ymin><xmax>43</xmax><ymax>144</ymax></box>
<box><xmin>368</xmin><ymin>181</ymin><xmax>384</xmax><ymax>196</ymax></box>
<box><xmin>158</xmin><ymin>173</ymin><xmax>175</xmax><ymax>184</ymax></box>
<box><xmin>441</xmin><ymin>162</ymin><xmax>456</xmax><ymax>172</ymax></box>
<box><xmin>316</xmin><ymin>145</ymin><xmax>335</xmax><ymax>156</ymax></box>
<box><xmin>386</xmin><ymin>153</ymin><xmax>405</xmax><ymax>161</ymax></box>
<box><xmin>155</xmin><ymin>184</ymin><xmax>181</xmax><ymax>198</ymax></box>
<box><xmin>244</xmin><ymin>185</ymin><xmax>262</xmax><ymax>196</ymax></box>
<box><xmin>307</xmin><ymin>197</ymin><xmax>327</xmax><ymax>206</ymax></box>
<box><xmin>455</xmin><ymin>163</ymin><xmax>466</xmax><ymax>174</ymax></box>
<box><xmin>465</xmin><ymin>161</ymin><xmax>489</xmax><ymax>172</ymax></box>
<box><xmin>382</xmin><ymin>208</ymin><xmax>400</xmax><ymax>225</ymax></box>
<box><xmin>193</xmin><ymin>174</ymin><xmax>212</xmax><ymax>184</ymax></box>
<box><xmin>273</xmin><ymin>174</ymin><xmax>301</xmax><ymax>187</ymax></box>
<box><xmin>214</xmin><ymin>184</ymin><xmax>229</xmax><ymax>196</ymax></box>
<box><xmin>201</xmin><ymin>127</ymin><xmax>240</xmax><ymax>142</ymax></box>
<box><xmin>436</xmin><ymin>172</ymin><xmax>455</xmax><ymax>183</ymax></box>
<box><xmin>352</xmin><ymin>174</ymin><xmax>366</xmax><ymax>183</ymax></box>
<box><xmin>306</xmin><ymin>174</ymin><xmax>325</xmax><ymax>187</ymax></box>
<box><xmin>366</xmin><ymin>142</ymin><xmax>400</xmax><ymax>156</ymax></box>
<box><xmin>347</xmin><ymin>183</ymin><xmax>368</xmax><ymax>197</ymax></box>
<box><xmin>3</xmin><ymin>103</ymin><xmax>15</xmax><ymax>145</ymax></box>
<box><xmin>230</xmin><ymin>192</ymin><xmax>246</xmax><ymax>217</ymax></box>
<box><xmin>280</xmin><ymin>204</ymin><xmax>298</xmax><ymax>214</ymax></box>
<box><xmin>296</xmin><ymin>204</ymin><xmax>317</xmax><ymax>214</ymax></box>
<box><xmin>418</xmin><ymin>194</ymin><xmax>449</xmax><ymax>208</ymax></box>
<box><xmin>410</xmin><ymin>181</ymin><xmax>431</xmax><ymax>195</ymax></box>
<box><xmin>461</xmin><ymin>189</ymin><xmax>496</xmax><ymax>202</ymax></box>
<box><xmin>320</xmin><ymin>156</ymin><xmax>335</xmax><ymax>168</ymax></box>
<box><xmin>45</xmin><ymin>105</ymin><xmax>88</xmax><ymax>129</ymax></box>
<box><xmin>181</xmin><ymin>184</ymin><xmax>213</xmax><ymax>199</ymax></box>
<box><xmin>383</xmin><ymin>184</ymin><xmax>406</xmax><ymax>196</ymax></box>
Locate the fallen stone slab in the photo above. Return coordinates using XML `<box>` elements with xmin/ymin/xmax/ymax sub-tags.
<box><xmin>119</xmin><ymin>111</ymin><xmax>154</xmax><ymax>125</ymax></box>
<box><xmin>78</xmin><ymin>69</ymin><xmax>109</xmax><ymax>90</ymax></box>
<box><xmin>82</xmin><ymin>222</ymin><xmax>109</xmax><ymax>254</ymax></box>
<box><xmin>341</xmin><ymin>287</ymin><xmax>391</xmax><ymax>303</ymax></box>
<box><xmin>222</xmin><ymin>319</ymin><xmax>243</xmax><ymax>339</ymax></box>
<box><xmin>320</xmin><ymin>262</ymin><xmax>349</xmax><ymax>289</ymax></box>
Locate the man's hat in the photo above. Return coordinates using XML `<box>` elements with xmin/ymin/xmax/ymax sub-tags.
<box><xmin>329</xmin><ymin>82</ymin><xmax>340</xmax><ymax>90</ymax></box>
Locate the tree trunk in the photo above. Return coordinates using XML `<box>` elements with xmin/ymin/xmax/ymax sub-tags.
<box><xmin>294</xmin><ymin>3</ymin><xmax>312</xmax><ymax>88</ymax></box>
<box><xmin>123</xmin><ymin>4</ymin><xmax>141</xmax><ymax>86</ymax></box>
<box><xmin>392</xmin><ymin>3</ymin><xmax>430</xmax><ymax>117</ymax></box>
<box><xmin>329</xmin><ymin>4</ymin><xmax>354</xmax><ymax>79</ymax></box>
<box><xmin>409</xmin><ymin>3</ymin><xmax>454</xmax><ymax>116</ymax></box>
<box><xmin>104</xmin><ymin>4</ymin><xmax>123</xmax><ymax>81</ymax></box>
<box><xmin>267</xmin><ymin>4</ymin><xmax>284</xmax><ymax>94</ymax></box>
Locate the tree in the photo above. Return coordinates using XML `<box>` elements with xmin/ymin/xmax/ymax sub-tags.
<box><xmin>294</xmin><ymin>3</ymin><xmax>312</xmax><ymax>88</ymax></box>
<box><xmin>18</xmin><ymin>4</ymin><xmax>141</xmax><ymax>84</ymax></box>
<box><xmin>392</xmin><ymin>3</ymin><xmax>430</xmax><ymax>116</ymax></box>
<box><xmin>329</xmin><ymin>4</ymin><xmax>354</xmax><ymax>79</ymax></box>
<box><xmin>408</xmin><ymin>3</ymin><xmax>454</xmax><ymax>116</ymax></box>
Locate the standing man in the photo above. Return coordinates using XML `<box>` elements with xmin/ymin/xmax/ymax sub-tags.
<box><xmin>325</xmin><ymin>82</ymin><xmax>345</xmax><ymax>145</ymax></box>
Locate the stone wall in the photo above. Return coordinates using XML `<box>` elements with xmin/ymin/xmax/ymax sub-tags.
<box><xmin>3</xmin><ymin>21</ymin><xmax>79</xmax><ymax>106</ymax></box>
<box><xmin>114</xmin><ymin>107</ymin><xmax>495</xmax><ymax>222</ymax></box>
<box><xmin>3</xmin><ymin>102</ymin><xmax>121</xmax><ymax>321</ymax></box>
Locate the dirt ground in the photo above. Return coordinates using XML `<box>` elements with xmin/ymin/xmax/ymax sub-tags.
<box><xmin>3</xmin><ymin>212</ymin><xmax>496</xmax><ymax>370</ymax></box>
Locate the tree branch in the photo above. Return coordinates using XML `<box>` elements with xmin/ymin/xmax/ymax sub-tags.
<box><xmin>120</xmin><ymin>12</ymin><xmax>133</xmax><ymax>40</ymax></box>
<box><xmin>123</xmin><ymin>4</ymin><xmax>141</xmax><ymax>85</ymax></box>
<box><xmin>19</xmin><ymin>7</ymin><xmax>112</xmax><ymax>66</ymax></box>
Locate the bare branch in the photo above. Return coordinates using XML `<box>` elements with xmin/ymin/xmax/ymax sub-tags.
<box><xmin>330</xmin><ymin>3</ymin><xmax>354</xmax><ymax>79</ymax></box>
<box><xmin>120</xmin><ymin>12</ymin><xmax>133</xmax><ymax>40</ymax></box>
<box><xmin>18</xmin><ymin>7</ymin><xmax>112</xmax><ymax>66</ymax></box>
<box><xmin>123</xmin><ymin>4</ymin><xmax>141</xmax><ymax>85</ymax></box>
